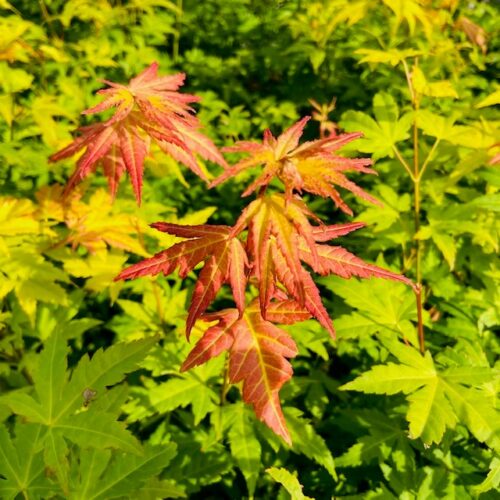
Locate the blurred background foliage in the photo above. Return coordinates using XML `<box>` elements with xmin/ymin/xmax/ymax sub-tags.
<box><xmin>0</xmin><ymin>0</ymin><xmax>498</xmax><ymax>498</ymax></box>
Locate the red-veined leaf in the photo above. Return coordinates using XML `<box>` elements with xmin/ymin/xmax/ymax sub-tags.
<box><xmin>116</xmin><ymin>224</ymin><xmax>249</xmax><ymax>338</ymax></box>
<box><xmin>210</xmin><ymin>116</ymin><xmax>376</xmax><ymax>213</ymax></box>
<box><xmin>181</xmin><ymin>300</ymin><xmax>299</xmax><ymax>443</ymax></box>
<box><xmin>50</xmin><ymin>62</ymin><xmax>227</xmax><ymax>203</ymax></box>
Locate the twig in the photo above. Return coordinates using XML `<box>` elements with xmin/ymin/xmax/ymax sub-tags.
<box><xmin>415</xmin><ymin>284</ymin><xmax>425</xmax><ymax>354</ymax></box>
<box><xmin>392</xmin><ymin>145</ymin><xmax>416</xmax><ymax>181</ymax></box>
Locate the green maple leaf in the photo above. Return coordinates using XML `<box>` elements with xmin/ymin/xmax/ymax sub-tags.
<box><xmin>224</xmin><ymin>403</ymin><xmax>262</xmax><ymax>498</ymax></box>
<box><xmin>473</xmin><ymin>457</ymin><xmax>500</xmax><ymax>494</ymax></box>
<box><xmin>1</xmin><ymin>332</ymin><xmax>157</xmax><ymax>482</ymax></box>
<box><xmin>0</xmin><ymin>246</ymin><xmax>69</xmax><ymax>322</ymax></box>
<box><xmin>284</xmin><ymin>408</ymin><xmax>336</xmax><ymax>480</ymax></box>
<box><xmin>70</xmin><ymin>444</ymin><xmax>183</xmax><ymax>500</ymax></box>
<box><xmin>336</xmin><ymin>412</ymin><xmax>409</xmax><ymax>468</ymax></box>
<box><xmin>0</xmin><ymin>423</ymin><xmax>57</xmax><ymax>499</ymax></box>
<box><xmin>266</xmin><ymin>467</ymin><xmax>313</xmax><ymax>500</ymax></box>
<box><xmin>149</xmin><ymin>370</ymin><xmax>220</xmax><ymax>425</ymax></box>
<box><xmin>341</xmin><ymin>339</ymin><xmax>500</xmax><ymax>449</ymax></box>
<box><xmin>321</xmin><ymin>277</ymin><xmax>419</xmax><ymax>347</ymax></box>
<box><xmin>340</xmin><ymin>92</ymin><xmax>413</xmax><ymax>159</ymax></box>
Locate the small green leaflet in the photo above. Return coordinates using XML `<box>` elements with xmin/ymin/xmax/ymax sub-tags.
<box><xmin>224</xmin><ymin>403</ymin><xmax>262</xmax><ymax>498</ymax></box>
<box><xmin>336</xmin><ymin>412</ymin><xmax>409</xmax><ymax>468</ymax></box>
<box><xmin>284</xmin><ymin>408</ymin><xmax>336</xmax><ymax>480</ymax></box>
<box><xmin>150</xmin><ymin>368</ymin><xmax>220</xmax><ymax>425</ymax></box>
<box><xmin>0</xmin><ymin>246</ymin><xmax>69</xmax><ymax>322</ymax></box>
<box><xmin>266</xmin><ymin>467</ymin><xmax>313</xmax><ymax>500</ymax></box>
<box><xmin>473</xmin><ymin>457</ymin><xmax>500</xmax><ymax>494</ymax></box>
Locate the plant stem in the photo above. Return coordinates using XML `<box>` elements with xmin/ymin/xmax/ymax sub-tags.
<box><xmin>220</xmin><ymin>353</ymin><xmax>229</xmax><ymax>406</ymax></box>
<box><xmin>392</xmin><ymin>145</ymin><xmax>416</xmax><ymax>181</ymax></box>
<box><xmin>402</xmin><ymin>59</ymin><xmax>415</xmax><ymax>103</ymax></box>
<box><xmin>418</xmin><ymin>138</ymin><xmax>440</xmax><ymax>181</ymax></box>
<box><xmin>413</xmin><ymin>114</ymin><xmax>422</xmax><ymax>286</ymax></box>
<box><xmin>415</xmin><ymin>285</ymin><xmax>425</xmax><ymax>354</ymax></box>
<box><xmin>402</xmin><ymin>58</ymin><xmax>426</xmax><ymax>353</ymax></box>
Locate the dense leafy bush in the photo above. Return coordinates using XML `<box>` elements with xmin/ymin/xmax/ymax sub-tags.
<box><xmin>0</xmin><ymin>0</ymin><xmax>498</xmax><ymax>498</ymax></box>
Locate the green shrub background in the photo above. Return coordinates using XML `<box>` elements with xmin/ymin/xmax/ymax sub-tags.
<box><xmin>0</xmin><ymin>0</ymin><xmax>498</xmax><ymax>498</ymax></box>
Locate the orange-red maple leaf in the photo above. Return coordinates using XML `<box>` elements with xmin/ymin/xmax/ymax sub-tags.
<box><xmin>50</xmin><ymin>62</ymin><xmax>227</xmax><ymax>204</ymax></box>
<box><xmin>210</xmin><ymin>116</ymin><xmax>379</xmax><ymax>215</ymax></box>
<box><xmin>232</xmin><ymin>193</ymin><xmax>413</xmax><ymax>337</ymax></box>
<box><xmin>181</xmin><ymin>299</ymin><xmax>309</xmax><ymax>443</ymax></box>
<box><xmin>116</xmin><ymin>223</ymin><xmax>248</xmax><ymax>338</ymax></box>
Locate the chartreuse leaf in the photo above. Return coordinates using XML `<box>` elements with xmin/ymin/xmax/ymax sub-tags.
<box><xmin>470</xmin><ymin>194</ymin><xmax>500</xmax><ymax>213</ymax></box>
<box><xmin>416</xmin><ymin>110</ymin><xmax>495</xmax><ymax>151</ymax></box>
<box><xmin>355</xmin><ymin>48</ymin><xmax>422</xmax><ymax>66</ymax></box>
<box><xmin>57</xmin><ymin>188</ymin><xmax>149</xmax><ymax>256</ymax></box>
<box><xmin>0</xmin><ymin>423</ymin><xmax>56</xmax><ymax>499</ymax></box>
<box><xmin>412</xmin><ymin>66</ymin><xmax>458</xmax><ymax>99</ymax></box>
<box><xmin>341</xmin><ymin>339</ymin><xmax>500</xmax><ymax>449</ymax></box>
<box><xmin>440</xmin><ymin>383</ymin><xmax>500</xmax><ymax>452</ymax></box>
<box><xmin>417</xmin><ymin>225</ymin><xmax>456</xmax><ymax>269</ymax></box>
<box><xmin>0</xmin><ymin>246</ymin><xmax>69</xmax><ymax>322</ymax></box>
<box><xmin>227</xmin><ymin>404</ymin><xmax>262</xmax><ymax>498</ymax></box>
<box><xmin>61</xmin><ymin>250</ymin><xmax>128</xmax><ymax>302</ymax></box>
<box><xmin>320</xmin><ymin>277</ymin><xmax>418</xmax><ymax>346</ymax></box>
<box><xmin>340</xmin><ymin>93</ymin><xmax>412</xmax><ymax>159</ymax></box>
<box><xmin>57</xmin><ymin>334</ymin><xmax>158</xmax><ymax>419</ymax></box>
<box><xmin>0</xmin><ymin>197</ymin><xmax>39</xmax><ymax>236</ymax></box>
<box><xmin>70</xmin><ymin>444</ymin><xmax>179</xmax><ymax>500</ymax></box>
<box><xmin>356</xmin><ymin>184</ymin><xmax>411</xmax><ymax>233</ymax></box>
<box><xmin>284</xmin><ymin>408</ymin><xmax>336</xmax><ymax>480</ymax></box>
<box><xmin>417</xmin><ymin>202</ymin><xmax>496</xmax><ymax>269</ymax></box>
<box><xmin>336</xmin><ymin>412</ymin><xmax>408</xmax><ymax>468</ymax></box>
<box><xmin>475</xmin><ymin>89</ymin><xmax>500</xmax><ymax>108</ymax></box>
<box><xmin>473</xmin><ymin>457</ymin><xmax>500</xmax><ymax>494</ymax></box>
<box><xmin>416</xmin><ymin>110</ymin><xmax>458</xmax><ymax>141</ymax></box>
<box><xmin>1</xmin><ymin>332</ymin><xmax>157</xmax><ymax>484</ymax></box>
<box><xmin>33</xmin><ymin>295</ymin><xmax>102</xmax><ymax>343</ymax></box>
<box><xmin>147</xmin><ymin>362</ymin><xmax>221</xmax><ymax>425</ymax></box>
<box><xmin>381</xmin><ymin>0</ymin><xmax>433</xmax><ymax>36</ymax></box>
<box><xmin>0</xmin><ymin>62</ymin><xmax>33</xmax><ymax>93</ymax></box>
<box><xmin>266</xmin><ymin>467</ymin><xmax>313</xmax><ymax>500</ymax></box>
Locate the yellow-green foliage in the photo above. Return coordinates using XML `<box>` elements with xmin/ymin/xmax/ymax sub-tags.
<box><xmin>0</xmin><ymin>1</ymin><xmax>498</xmax><ymax>498</ymax></box>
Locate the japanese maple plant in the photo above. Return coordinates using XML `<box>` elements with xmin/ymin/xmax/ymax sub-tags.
<box><xmin>52</xmin><ymin>62</ymin><xmax>414</xmax><ymax>444</ymax></box>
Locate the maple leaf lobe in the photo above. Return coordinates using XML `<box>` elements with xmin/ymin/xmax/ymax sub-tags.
<box><xmin>116</xmin><ymin>223</ymin><xmax>248</xmax><ymax>338</ymax></box>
